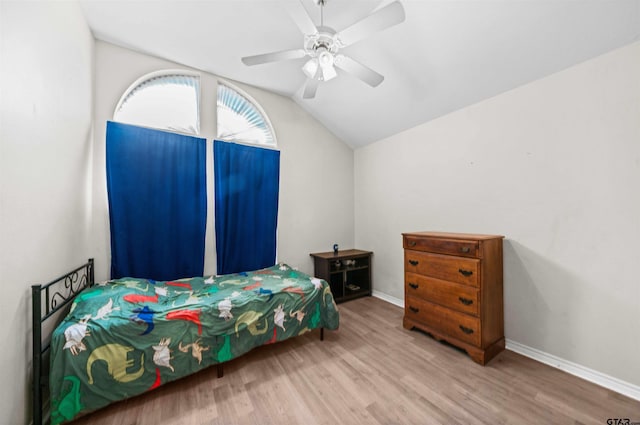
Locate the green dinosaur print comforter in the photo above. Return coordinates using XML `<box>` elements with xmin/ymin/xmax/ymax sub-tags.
<box><xmin>49</xmin><ymin>264</ymin><xmax>339</xmax><ymax>424</ymax></box>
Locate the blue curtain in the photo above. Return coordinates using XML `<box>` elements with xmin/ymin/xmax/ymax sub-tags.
<box><xmin>214</xmin><ymin>140</ymin><xmax>280</xmax><ymax>274</ymax></box>
<box><xmin>106</xmin><ymin>121</ymin><xmax>207</xmax><ymax>280</ymax></box>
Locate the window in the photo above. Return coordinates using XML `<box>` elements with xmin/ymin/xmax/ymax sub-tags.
<box><xmin>114</xmin><ymin>70</ymin><xmax>200</xmax><ymax>135</ymax></box>
<box><xmin>109</xmin><ymin>69</ymin><xmax>280</xmax><ymax>276</ymax></box>
<box><xmin>217</xmin><ymin>83</ymin><xmax>276</xmax><ymax>148</ymax></box>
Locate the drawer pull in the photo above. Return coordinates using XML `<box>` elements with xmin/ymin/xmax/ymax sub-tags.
<box><xmin>458</xmin><ymin>297</ymin><xmax>473</xmax><ymax>306</ymax></box>
<box><xmin>409</xmin><ymin>306</ymin><xmax>419</xmax><ymax>313</ymax></box>
<box><xmin>408</xmin><ymin>240</ymin><xmax>416</xmax><ymax>247</ymax></box>
<box><xmin>458</xmin><ymin>268</ymin><xmax>473</xmax><ymax>277</ymax></box>
<box><xmin>461</xmin><ymin>246</ymin><xmax>470</xmax><ymax>253</ymax></box>
<box><xmin>459</xmin><ymin>325</ymin><xmax>474</xmax><ymax>335</ymax></box>
<box><xmin>409</xmin><ymin>260</ymin><xmax>419</xmax><ymax>266</ymax></box>
<box><xmin>408</xmin><ymin>282</ymin><xmax>419</xmax><ymax>289</ymax></box>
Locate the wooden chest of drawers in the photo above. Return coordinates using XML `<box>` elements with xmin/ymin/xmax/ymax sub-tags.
<box><xmin>402</xmin><ymin>231</ymin><xmax>505</xmax><ymax>365</ymax></box>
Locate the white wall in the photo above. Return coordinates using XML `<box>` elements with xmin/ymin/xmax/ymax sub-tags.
<box><xmin>355</xmin><ymin>41</ymin><xmax>640</xmax><ymax>388</ymax></box>
<box><xmin>0</xmin><ymin>2</ymin><xmax>94</xmax><ymax>424</ymax></box>
<box><xmin>93</xmin><ymin>41</ymin><xmax>354</xmax><ymax>281</ymax></box>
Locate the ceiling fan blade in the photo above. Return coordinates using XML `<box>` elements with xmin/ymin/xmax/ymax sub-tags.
<box><xmin>283</xmin><ymin>0</ymin><xmax>318</xmax><ymax>36</ymax></box>
<box><xmin>241</xmin><ymin>49</ymin><xmax>306</xmax><ymax>66</ymax></box>
<box><xmin>302</xmin><ymin>78</ymin><xmax>319</xmax><ymax>99</ymax></box>
<box><xmin>336</xmin><ymin>1</ymin><xmax>405</xmax><ymax>47</ymax></box>
<box><xmin>334</xmin><ymin>54</ymin><xmax>384</xmax><ymax>87</ymax></box>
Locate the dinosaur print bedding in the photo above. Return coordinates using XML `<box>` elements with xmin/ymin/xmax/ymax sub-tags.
<box><xmin>49</xmin><ymin>264</ymin><xmax>339</xmax><ymax>424</ymax></box>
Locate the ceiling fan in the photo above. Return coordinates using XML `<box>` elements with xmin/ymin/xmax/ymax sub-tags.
<box><xmin>241</xmin><ymin>0</ymin><xmax>406</xmax><ymax>99</ymax></box>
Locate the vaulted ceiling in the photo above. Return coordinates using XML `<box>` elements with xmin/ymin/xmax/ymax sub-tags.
<box><xmin>80</xmin><ymin>0</ymin><xmax>640</xmax><ymax>148</ymax></box>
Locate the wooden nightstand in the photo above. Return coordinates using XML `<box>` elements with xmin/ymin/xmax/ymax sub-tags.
<box><xmin>310</xmin><ymin>249</ymin><xmax>372</xmax><ymax>303</ymax></box>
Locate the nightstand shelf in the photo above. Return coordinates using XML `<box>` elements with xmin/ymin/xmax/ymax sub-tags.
<box><xmin>310</xmin><ymin>249</ymin><xmax>372</xmax><ymax>303</ymax></box>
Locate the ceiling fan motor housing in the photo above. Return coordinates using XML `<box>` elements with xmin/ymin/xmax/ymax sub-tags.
<box><xmin>304</xmin><ymin>27</ymin><xmax>341</xmax><ymax>57</ymax></box>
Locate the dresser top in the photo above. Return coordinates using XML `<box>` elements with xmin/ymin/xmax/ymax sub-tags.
<box><xmin>402</xmin><ymin>231</ymin><xmax>504</xmax><ymax>240</ymax></box>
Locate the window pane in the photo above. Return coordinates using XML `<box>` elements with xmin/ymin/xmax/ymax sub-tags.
<box><xmin>114</xmin><ymin>73</ymin><xmax>200</xmax><ymax>135</ymax></box>
<box><xmin>217</xmin><ymin>83</ymin><xmax>275</xmax><ymax>147</ymax></box>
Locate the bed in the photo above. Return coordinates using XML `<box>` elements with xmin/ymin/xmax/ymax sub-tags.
<box><xmin>32</xmin><ymin>260</ymin><xmax>339</xmax><ymax>425</ymax></box>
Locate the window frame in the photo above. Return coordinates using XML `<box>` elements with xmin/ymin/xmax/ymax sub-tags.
<box><xmin>113</xmin><ymin>69</ymin><xmax>201</xmax><ymax>136</ymax></box>
<box><xmin>216</xmin><ymin>80</ymin><xmax>278</xmax><ymax>150</ymax></box>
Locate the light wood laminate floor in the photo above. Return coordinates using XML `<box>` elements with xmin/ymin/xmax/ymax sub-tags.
<box><xmin>72</xmin><ymin>297</ymin><xmax>640</xmax><ymax>424</ymax></box>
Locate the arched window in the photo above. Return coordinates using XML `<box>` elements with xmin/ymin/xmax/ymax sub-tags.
<box><xmin>217</xmin><ymin>82</ymin><xmax>276</xmax><ymax>148</ymax></box>
<box><xmin>114</xmin><ymin>70</ymin><xmax>200</xmax><ymax>135</ymax></box>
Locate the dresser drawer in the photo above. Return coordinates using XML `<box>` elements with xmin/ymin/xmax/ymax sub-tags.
<box><xmin>403</xmin><ymin>235</ymin><xmax>479</xmax><ymax>258</ymax></box>
<box><xmin>405</xmin><ymin>296</ymin><xmax>481</xmax><ymax>346</ymax></box>
<box><xmin>405</xmin><ymin>251</ymin><xmax>479</xmax><ymax>287</ymax></box>
<box><xmin>405</xmin><ymin>272</ymin><xmax>479</xmax><ymax>316</ymax></box>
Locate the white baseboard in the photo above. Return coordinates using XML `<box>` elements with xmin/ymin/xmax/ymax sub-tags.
<box><xmin>371</xmin><ymin>291</ymin><xmax>640</xmax><ymax>401</ymax></box>
<box><xmin>372</xmin><ymin>290</ymin><xmax>404</xmax><ymax>308</ymax></box>
<box><xmin>506</xmin><ymin>339</ymin><xmax>640</xmax><ymax>401</ymax></box>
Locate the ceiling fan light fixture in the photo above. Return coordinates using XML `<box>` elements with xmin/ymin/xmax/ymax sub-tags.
<box><xmin>320</xmin><ymin>62</ymin><xmax>337</xmax><ymax>81</ymax></box>
<box><xmin>316</xmin><ymin>47</ymin><xmax>336</xmax><ymax>81</ymax></box>
<box><xmin>302</xmin><ymin>58</ymin><xmax>319</xmax><ymax>79</ymax></box>
<box><xmin>318</xmin><ymin>49</ymin><xmax>333</xmax><ymax>67</ymax></box>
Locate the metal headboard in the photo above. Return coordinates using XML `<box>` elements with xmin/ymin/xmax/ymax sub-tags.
<box><xmin>31</xmin><ymin>258</ymin><xmax>94</xmax><ymax>425</ymax></box>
